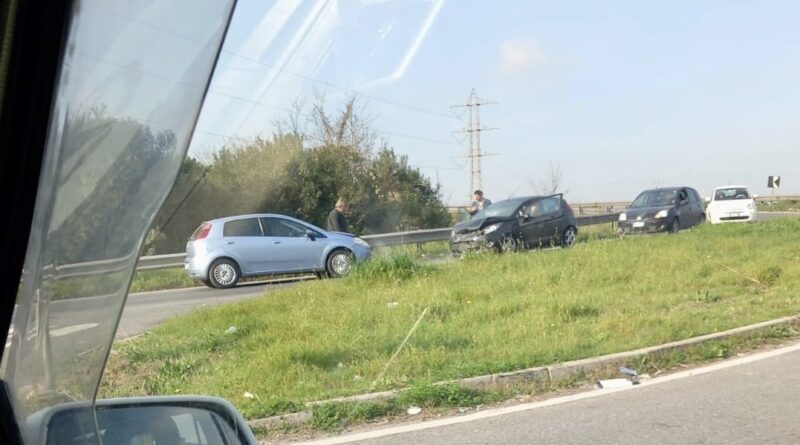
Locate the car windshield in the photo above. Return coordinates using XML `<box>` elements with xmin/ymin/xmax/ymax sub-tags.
<box><xmin>714</xmin><ymin>188</ymin><xmax>751</xmax><ymax>201</ymax></box>
<box><xmin>472</xmin><ymin>199</ymin><xmax>526</xmax><ymax>219</ymax></box>
<box><xmin>630</xmin><ymin>189</ymin><xmax>678</xmax><ymax>208</ymax></box>
<box><xmin>1</xmin><ymin>0</ymin><xmax>235</xmax><ymax>435</ymax></box>
<box><xmin>5</xmin><ymin>1</ymin><xmax>800</xmax><ymax>444</ymax></box>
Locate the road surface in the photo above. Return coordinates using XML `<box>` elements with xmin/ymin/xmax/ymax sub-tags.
<box><xmin>306</xmin><ymin>342</ymin><xmax>800</xmax><ymax>445</ymax></box>
<box><xmin>116</xmin><ymin>280</ymin><xmax>297</xmax><ymax>338</ymax></box>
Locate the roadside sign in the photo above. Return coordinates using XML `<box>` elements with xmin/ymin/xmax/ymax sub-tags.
<box><xmin>768</xmin><ymin>176</ymin><xmax>781</xmax><ymax>188</ymax></box>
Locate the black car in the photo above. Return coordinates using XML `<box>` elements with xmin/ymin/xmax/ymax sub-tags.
<box><xmin>450</xmin><ymin>194</ymin><xmax>578</xmax><ymax>254</ymax></box>
<box><xmin>617</xmin><ymin>187</ymin><xmax>705</xmax><ymax>235</ymax></box>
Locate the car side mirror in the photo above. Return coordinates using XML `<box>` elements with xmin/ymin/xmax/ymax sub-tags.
<box><xmin>40</xmin><ymin>396</ymin><xmax>258</xmax><ymax>445</ymax></box>
<box><xmin>305</xmin><ymin>229</ymin><xmax>316</xmax><ymax>240</ymax></box>
<box><xmin>704</xmin><ymin>197</ymin><xmax>711</xmax><ymax>203</ymax></box>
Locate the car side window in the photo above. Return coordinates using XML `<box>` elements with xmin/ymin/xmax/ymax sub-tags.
<box><xmin>222</xmin><ymin>218</ymin><xmax>262</xmax><ymax>237</ymax></box>
<box><xmin>263</xmin><ymin>217</ymin><xmax>320</xmax><ymax>238</ymax></box>
<box><xmin>678</xmin><ymin>189</ymin><xmax>689</xmax><ymax>205</ymax></box>
<box><xmin>538</xmin><ymin>196</ymin><xmax>562</xmax><ymax>216</ymax></box>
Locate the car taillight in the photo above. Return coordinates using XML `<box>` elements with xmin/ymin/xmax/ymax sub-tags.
<box><xmin>192</xmin><ymin>223</ymin><xmax>212</xmax><ymax>240</ymax></box>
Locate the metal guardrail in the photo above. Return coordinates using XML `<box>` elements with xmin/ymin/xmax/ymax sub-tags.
<box><xmin>135</xmin><ymin>213</ymin><xmax>620</xmax><ymax>271</ymax></box>
<box><xmin>361</xmin><ymin>228</ymin><xmax>452</xmax><ymax>248</ymax></box>
<box><xmin>755</xmin><ymin>195</ymin><xmax>800</xmax><ymax>202</ymax></box>
<box><xmin>135</xmin><ymin>253</ymin><xmax>186</xmax><ymax>271</ymax></box>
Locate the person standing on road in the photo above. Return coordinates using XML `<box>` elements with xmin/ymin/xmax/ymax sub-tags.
<box><xmin>468</xmin><ymin>190</ymin><xmax>492</xmax><ymax>216</ymax></box>
<box><xmin>327</xmin><ymin>198</ymin><xmax>349</xmax><ymax>233</ymax></box>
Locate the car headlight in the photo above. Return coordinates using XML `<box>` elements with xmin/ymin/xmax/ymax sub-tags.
<box><xmin>654</xmin><ymin>209</ymin><xmax>669</xmax><ymax>218</ymax></box>
<box><xmin>618</xmin><ymin>213</ymin><xmax>627</xmax><ymax>222</ymax></box>
<box><xmin>354</xmin><ymin>237</ymin><xmax>370</xmax><ymax>248</ymax></box>
<box><xmin>483</xmin><ymin>223</ymin><xmax>502</xmax><ymax>235</ymax></box>
<box><xmin>747</xmin><ymin>202</ymin><xmax>756</xmax><ymax>211</ymax></box>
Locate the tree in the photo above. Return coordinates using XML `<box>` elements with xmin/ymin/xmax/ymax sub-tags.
<box><xmin>531</xmin><ymin>161</ymin><xmax>568</xmax><ymax>195</ymax></box>
<box><xmin>144</xmin><ymin>96</ymin><xmax>451</xmax><ymax>253</ymax></box>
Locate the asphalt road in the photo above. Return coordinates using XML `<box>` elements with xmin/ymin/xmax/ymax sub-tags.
<box><xmin>116</xmin><ymin>280</ymin><xmax>298</xmax><ymax>338</ymax></box>
<box><xmin>312</xmin><ymin>343</ymin><xmax>800</xmax><ymax>445</ymax></box>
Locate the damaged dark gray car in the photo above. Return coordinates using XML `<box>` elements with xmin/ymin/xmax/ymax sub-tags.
<box><xmin>450</xmin><ymin>194</ymin><xmax>578</xmax><ymax>254</ymax></box>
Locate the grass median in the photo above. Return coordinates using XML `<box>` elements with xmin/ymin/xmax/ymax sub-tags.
<box><xmin>101</xmin><ymin>218</ymin><xmax>800</xmax><ymax>420</ymax></box>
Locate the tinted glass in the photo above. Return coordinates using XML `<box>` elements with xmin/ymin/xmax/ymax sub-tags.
<box><xmin>537</xmin><ymin>196</ymin><xmax>562</xmax><ymax>216</ymax></box>
<box><xmin>630</xmin><ymin>189</ymin><xmax>678</xmax><ymax>208</ymax></box>
<box><xmin>223</xmin><ymin>219</ymin><xmax>262</xmax><ymax>237</ymax></box>
<box><xmin>714</xmin><ymin>188</ymin><xmax>751</xmax><ymax>200</ymax></box>
<box><xmin>471</xmin><ymin>198</ymin><xmax>527</xmax><ymax>219</ymax></box>
<box><xmin>263</xmin><ymin>217</ymin><xmax>314</xmax><ymax>238</ymax></box>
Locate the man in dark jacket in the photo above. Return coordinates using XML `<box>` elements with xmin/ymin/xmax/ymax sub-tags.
<box><xmin>326</xmin><ymin>198</ymin><xmax>348</xmax><ymax>233</ymax></box>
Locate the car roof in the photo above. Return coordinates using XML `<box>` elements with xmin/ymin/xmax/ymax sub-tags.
<box><xmin>640</xmin><ymin>187</ymin><xmax>691</xmax><ymax>192</ymax></box>
<box><xmin>714</xmin><ymin>185</ymin><xmax>749</xmax><ymax>190</ymax></box>
<box><xmin>208</xmin><ymin>213</ymin><xmax>300</xmax><ymax>223</ymax></box>
<box><xmin>495</xmin><ymin>195</ymin><xmax>553</xmax><ymax>205</ymax></box>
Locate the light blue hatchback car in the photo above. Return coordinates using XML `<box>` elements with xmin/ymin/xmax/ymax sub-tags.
<box><xmin>185</xmin><ymin>214</ymin><xmax>372</xmax><ymax>288</ymax></box>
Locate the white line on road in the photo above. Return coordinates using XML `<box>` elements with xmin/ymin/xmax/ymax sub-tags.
<box><xmin>49</xmin><ymin>323</ymin><xmax>99</xmax><ymax>338</ymax></box>
<box><xmin>299</xmin><ymin>341</ymin><xmax>800</xmax><ymax>445</ymax></box>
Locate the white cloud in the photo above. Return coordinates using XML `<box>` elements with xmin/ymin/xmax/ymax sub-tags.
<box><xmin>498</xmin><ymin>38</ymin><xmax>547</xmax><ymax>76</ymax></box>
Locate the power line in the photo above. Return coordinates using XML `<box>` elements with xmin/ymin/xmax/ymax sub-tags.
<box><xmin>87</xmin><ymin>1</ymin><xmax>462</xmax><ymax>124</ymax></box>
<box><xmin>224</xmin><ymin>50</ymin><xmax>463</xmax><ymax>122</ymax></box>
<box><xmin>451</xmin><ymin>88</ymin><xmax>497</xmax><ymax>200</ymax></box>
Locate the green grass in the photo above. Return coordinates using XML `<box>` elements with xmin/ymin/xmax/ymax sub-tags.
<box><xmin>130</xmin><ymin>269</ymin><xmax>201</xmax><ymax>293</ymax></box>
<box><xmin>101</xmin><ymin>218</ymin><xmax>800</xmax><ymax>420</ymax></box>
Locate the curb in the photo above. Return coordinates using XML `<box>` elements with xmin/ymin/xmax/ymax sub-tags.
<box><xmin>247</xmin><ymin>314</ymin><xmax>799</xmax><ymax>429</ymax></box>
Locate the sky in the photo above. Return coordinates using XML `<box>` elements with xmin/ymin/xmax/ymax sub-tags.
<box><xmin>189</xmin><ymin>0</ymin><xmax>800</xmax><ymax>204</ymax></box>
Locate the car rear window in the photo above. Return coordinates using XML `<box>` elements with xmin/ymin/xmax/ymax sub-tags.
<box><xmin>714</xmin><ymin>188</ymin><xmax>751</xmax><ymax>200</ymax></box>
<box><xmin>222</xmin><ymin>218</ymin><xmax>262</xmax><ymax>237</ymax></box>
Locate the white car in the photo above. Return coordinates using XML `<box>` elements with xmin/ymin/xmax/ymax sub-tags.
<box><xmin>705</xmin><ymin>185</ymin><xmax>757</xmax><ymax>224</ymax></box>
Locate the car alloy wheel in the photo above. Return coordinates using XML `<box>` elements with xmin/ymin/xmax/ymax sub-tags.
<box><xmin>327</xmin><ymin>249</ymin><xmax>354</xmax><ymax>277</ymax></box>
<box><xmin>562</xmin><ymin>226</ymin><xmax>577</xmax><ymax>247</ymax></box>
<box><xmin>210</xmin><ymin>259</ymin><xmax>239</xmax><ymax>288</ymax></box>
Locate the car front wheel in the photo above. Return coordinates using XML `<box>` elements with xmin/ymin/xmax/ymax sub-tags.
<box><xmin>208</xmin><ymin>259</ymin><xmax>240</xmax><ymax>288</ymax></box>
<box><xmin>561</xmin><ymin>226</ymin><xmax>577</xmax><ymax>248</ymax></box>
<box><xmin>326</xmin><ymin>248</ymin><xmax>354</xmax><ymax>278</ymax></box>
<box><xmin>496</xmin><ymin>234</ymin><xmax>520</xmax><ymax>253</ymax></box>
<box><xmin>669</xmin><ymin>218</ymin><xmax>680</xmax><ymax>234</ymax></box>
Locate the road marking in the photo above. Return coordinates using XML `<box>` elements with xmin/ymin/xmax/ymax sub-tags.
<box><xmin>299</xmin><ymin>341</ymin><xmax>800</xmax><ymax>445</ymax></box>
<box><xmin>50</xmin><ymin>323</ymin><xmax>99</xmax><ymax>338</ymax></box>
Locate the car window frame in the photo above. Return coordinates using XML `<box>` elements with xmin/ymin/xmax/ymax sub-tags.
<box><xmin>261</xmin><ymin>217</ymin><xmax>325</xmax><ymax>239</ymax></box>
<box><xmin>222</xmin><ymin>218</ymin><xmax>263</xmax><ymax>237</ymax></box>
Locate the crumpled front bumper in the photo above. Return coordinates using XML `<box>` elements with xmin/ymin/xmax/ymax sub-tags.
<box><xmin>449</xmin><ymin>233</ymin><xmax>497</xmax><ymax>254</ymax></box>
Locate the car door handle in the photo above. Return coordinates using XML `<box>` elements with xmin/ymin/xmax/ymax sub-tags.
<box><xmin>273</xmin><ymin>241</ymin><xmax>282</xmax><ymax>245</ymax></box>
<box><xmin>226</xmin><ymin>241</ymin><xmax>234</xmax><ymax>245</ymax></box>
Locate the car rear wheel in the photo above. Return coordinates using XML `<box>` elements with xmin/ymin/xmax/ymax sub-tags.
<box><xmin>326</xmin><ymin>248</ymin><xmax>354</xmax><ymax>278</ymax></box>
<box><xmin>208</xmin><ymin>259</ymin><xmax>240</xmax><ymax>288</ymax></box>
<box><xmin>561</xmin><ymin>226</ymin><xmax>577</xmax><ymax>248</ymax></box>
<box><xmin>669</xmin><ymin>218</ymin><xmax>680</xmax><ymax>234</ymax></box>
